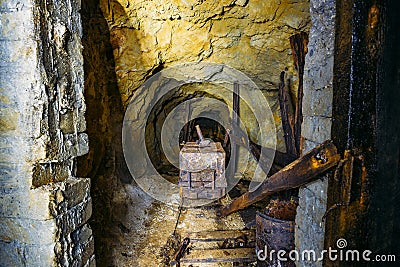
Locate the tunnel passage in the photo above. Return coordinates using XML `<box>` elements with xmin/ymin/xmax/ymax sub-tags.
<box><xmin>144</xmin><ymin>84</ymin><xmax>233</xmax><ymax>180</ymax></box>
<box><xmin>181</xmin><ymin>117</ymin><xmax>229</xmax><ymax>145</ymax></box>
<box><xmin>77</xmin><ymin>0</ymin><xmax>311</xmax><ymax>265</ymax></box>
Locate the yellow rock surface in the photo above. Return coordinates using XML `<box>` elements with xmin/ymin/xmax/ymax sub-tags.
<box><xmin>101</xmin><ymin>0</ymin><xmax>310</xmax><ymax>153</ymax></box>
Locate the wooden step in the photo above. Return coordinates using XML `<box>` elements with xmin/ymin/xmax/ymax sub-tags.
<box><xmin>187</xmin><ymin>230</ymin><xmax>255</xmax><ymax>243</ymax></box>
<box><xmin>180</xmin><ymin>248</ymin><xmax>256</xmax><ymax>264</ymax></box>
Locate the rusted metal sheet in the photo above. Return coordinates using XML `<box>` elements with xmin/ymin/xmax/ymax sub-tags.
<box><xmin>256</xmin><ymin>212</ymin><xmax>295</xmax><ymax>267</ymax></box>
<box><xmin>179</xmin><ymin>142</ymin><xmax>226</xmax><ymax>199</ymax></box>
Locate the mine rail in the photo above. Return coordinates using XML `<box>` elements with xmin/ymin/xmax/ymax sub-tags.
<box><xmin>175</xmin><ymin>230</ymin><xmax>257</xmax><ymax>267</ymax></box>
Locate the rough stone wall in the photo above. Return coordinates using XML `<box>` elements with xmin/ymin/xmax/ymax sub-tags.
<box><xmin>101</xmin><ymin>0</ymin><xmax>311</xmax><ymax>103</ymax></box>
<box><xmin>294</xmin><ymin>0</ymin><xmax>336</xmax><ymax>266</ymax></box>
<box><xmin>99</xmin><ymin>0</ymin><xmax>311</xmax><ymax>154</ymax></box>
<box><xmin>0</xmin><ymin>0</ymin><xmax>94</xmax><ymax>266</ymax></box>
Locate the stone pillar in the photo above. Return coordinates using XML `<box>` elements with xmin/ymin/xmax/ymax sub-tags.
<box><xmin>0</xmin><ymin>0</ymin><xmax>94</xmax><ymax>266</ymax></box>
<box><xmin>294</xmin><ymin>0</ymin><xmax>336</xmax><ymax>266</ymax></box>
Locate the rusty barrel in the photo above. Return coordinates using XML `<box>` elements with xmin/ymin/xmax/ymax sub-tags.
<box><xmin>256</xmin><ymin>212</ymin><xmax>295</xmax><ymax>267</ymax></box>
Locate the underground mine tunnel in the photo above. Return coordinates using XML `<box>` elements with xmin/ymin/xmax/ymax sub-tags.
<box><xmin>0</xmin><ymin>0</ymin><xmax>399</xmax><ymax>266</ymax></box>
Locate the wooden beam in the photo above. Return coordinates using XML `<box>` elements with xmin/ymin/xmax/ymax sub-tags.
<box><xmin>187</xmin><ymin>230</ymin><xmax>255</xmax><ymax>243</ymax></box>
<box><xmin>182</xmin><ymin>101</ymin><xmax>191</xmax><ymax>143</ymax></box>
<box><xmin>220</xmin><ymin>140</ymin><xmax>341</xmax><ymax>217</ymax></box>
<box><xmin>249</xmin><ymin>139</ymin><xmax>297</xmax><ymax>169</ymax></box>
<box><xmin>180</xmin><ymin>248</ymin><xmax>256</xmax><ymax>264</ymax></box>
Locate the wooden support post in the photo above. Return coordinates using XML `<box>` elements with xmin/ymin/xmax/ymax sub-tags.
<box><xmin>223</xmin><ymin>129</ymin><xmax>230</xmax><ymax>147</ymax></box>
<box><xmin>220</xmin><ymin>140</ymin><xmax>340</xmax><ymax>217</ymax></box>
<box><xmin>290</xmin><ymin>32</ymin><xmax>308</xmax><ymax>156</ymax></box>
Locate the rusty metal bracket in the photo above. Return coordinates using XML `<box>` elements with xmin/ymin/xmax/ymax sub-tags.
<box><xmin>322</xmin><ymin>149</ymin><xmax>365</xmax><ymax>221</ymax></box>
<box><xmin>170</xmin><ymin>237</ymin><xmax>191</xmax><ymax>266</ymax></box>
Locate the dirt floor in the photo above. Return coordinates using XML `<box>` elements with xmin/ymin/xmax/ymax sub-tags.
<box><xmin>102</xmin><ymin>180</ymin><xmax>257</xmax><ymax>267</ymax></box>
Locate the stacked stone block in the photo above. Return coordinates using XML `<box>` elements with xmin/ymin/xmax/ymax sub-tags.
<box><xmin>0</xmin><ymin>0</ymin><xmax>94</xmax><ymax>265</ymax></box>
<box><xmin>294</xmin><ymin>0</ymin><xmax>336</xmax><ymax>266</ymax></box>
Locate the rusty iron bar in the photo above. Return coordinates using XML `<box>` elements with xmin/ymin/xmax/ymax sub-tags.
<box><xmin>290</xmin><ymin>32</ymin><xmax>308</xmax><ymax>156</ymax></box>
<box><xmin>170</xmin><ymin>237</ymin><xmax>191</xmax><ymax>266</ymax></box>
<box><xmin>229</xmin><ymin>83</ymin><xmax>240</xmax><ymax>176</ymax></box>
<box><xmin>220</xmin><ymin>140</ymin><xmax>341</xmax><ymax>216</ymax></box>
<box><xmin>182</xmin><ymin>101</ymin><xmax>191</xmax><ymax>143</ymax></box>
<box><xmin>278</xmin><ymin>71</ymin><xmax>297</xmax><ymax>157</ymax></box>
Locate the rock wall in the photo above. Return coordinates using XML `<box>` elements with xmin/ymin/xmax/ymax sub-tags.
<box><xmin>97</xmin><ymin>0</ymin><xmax>311</xmax><ymax>175</ymax></box>
<box><xmin>98</xmin><ymin>0</ymin><xmax>311</xmax><ymax>155</ymax></box>
<box><xmin>294</xmin><ymin>0</ymin><xmax>336</xmax><ymax>266</ymax></box>
<box><xmin>0</xmin><ymin>0</ymin><xmax>94</xmax><ymax>265</ymax></box>
<box><xmin>101</xmin><ymin>0</ymin><xmax>310</xmax><ymax>103</ymax></box>
<box><xmin>101</xmin><ymin>0</ymin><xmax>309</xmax><ymax>102</ymax></box>
<box><xmin>77</xmin><ymin>0</ymin><xmax>132</xmax><ymax>265</ymax></box>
